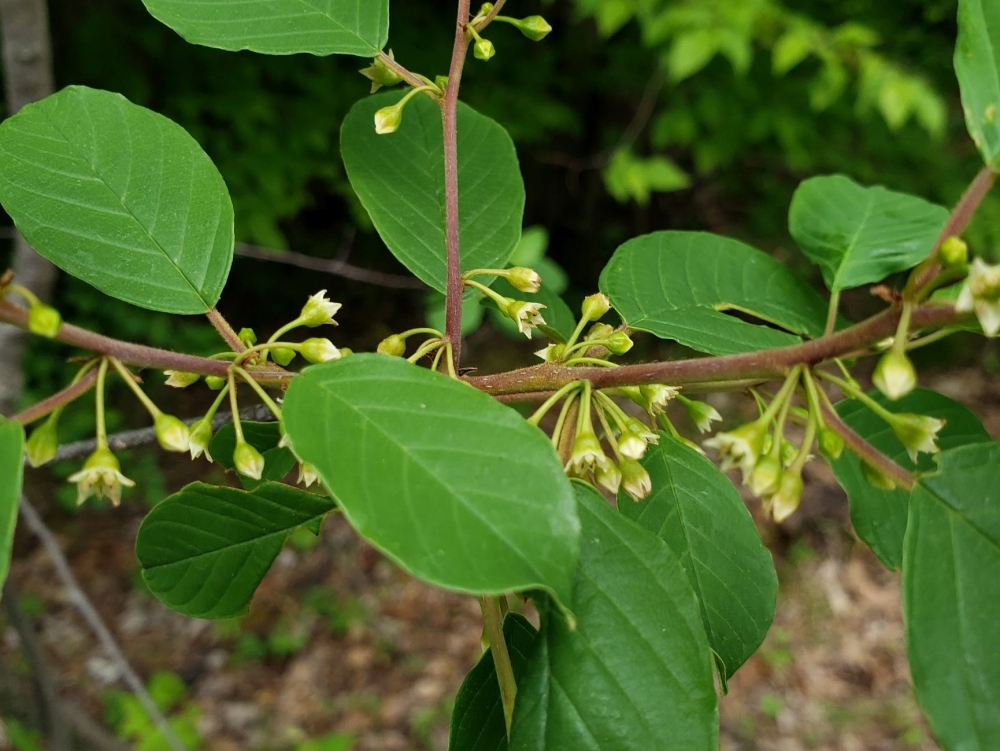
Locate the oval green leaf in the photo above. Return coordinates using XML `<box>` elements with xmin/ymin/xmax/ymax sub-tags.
<box><xmin>956</xmin><ymin>0</ymin><xmax>1000</xmax><ymax>166</ymax></box>
<box><xmin>140</xmin><ymin>0</ymin><xmax>389</xmax><ymax>57</ymax></box>
<box><xmin>136</xmin><ymin>481</ymin><xmax>336</xmax><ymax>619</ymax></box>
<box><xmin>830</xmin><ymin>389</ymin><xmax>990</xmax><ymax>570</ymax></box>
<box><xmin>0</xmin><ymin>86</ymin><xmax>234</xmax><ymax>314</ymax></box>
<box><xmin>903</xmin><ymin>443</ymin><xmax>1000</xmax><ymax>750</ymax></box>
<box><xmin>599</xmin><ymin>231</ymin><xmax>828</xmax><ymax>355</ymax></box>
<box><xmin>509</xmin><ymin>482</ymin><xmax>718</xmax><ymax>751</ymax></box>
<box><xmin>788</xmin><ymin>174</ymin><xmax>948</xmax><ymax>292</ymax></box>
<box><xmin>282</xmin><ymin>355</ymin><xmax>579</xmax><ymax>607</ymax></box>
<box><xmin>619</xmin><ymin>434</ymin><xmax>777</xmax><ymax>684</ymax></box>
<box><xmin>0</xmin><ymin>419</ymin><xmax>25</xmax><ymax>599</ymax></box>
<box><xmin>449</xmin><ymin>613</ymin><xmax>539</xmax><ymax>751</ymax></box>
<box><xmin>341</xmin><ymin>93</ymin><xmax>525</xmax><ymax>293</ymax></box>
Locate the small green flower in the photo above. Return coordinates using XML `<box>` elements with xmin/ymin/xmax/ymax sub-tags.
<box><xmin>704</xmin><ymin>419</ymin><xmax>767</xmax><ymax>482</ymax></box>
<box><xmin>766</xmin><ymin>468</ymin><xmax>803</xmax><ymax>523</ymax></box>
<box><xmin>956</xmin><ymin>258</ymin><xmax>1000</xmax><ymax>336</ymax></box>
<box><xmin>567</xmin><ymin>431</ymin><xmax>609</xmax><ymax>476</ymax></box>
<box><xmin>474</xmin><ymin>38</ymin><xmax>496</xmax><ymax>61</ymax></box>
<box><xmin>300</xmin><ymin>289</ymin><xmax>342</xmax><ymax>327</ymax></box>
<box><xmin>595</xmin><ymin>461</ymin><xmax>622</xmax><ymax>494</ymax></box>
<box><xmin>25</xmin><ymin>413</ymin><xmax>60</xmax><ymax>468</ymax></box>
<box><xmin>68</xmin><ymin>447</ymin><xmax>135</xmax><ymax>507</ymax></box>
<box><xmin>359</xmin><ymin>50</ymin><xmax>404</xmax><ymax>93</ymax></box>
<box><xmin>818</xmin><ymin>428</ymin><xmax>845</xmax><ymax>461</ymax></box>
<box><xmin>749</xmin><ymin>452</ymin><xmax>783</xmax><ymax>498</ymax></box>
<box><xmin>164</xmin><ymin>370</ymin><xmax>200</xmax><ymax>389</ymax></box>
<box><xmin>680</xmin><ymin>396</ymin><xmax>722</xmax><ymax>434</ymax></box>
<box><xmin>581</xmin><ymin>293</ymin><xmax>611</xmax><ymax>322</ymax></box>
<box><xmin>298</xmin><ymin>462</ymin><xmax>319</xmax><ymax>488</ymax></box>
<box><xmin>505</xmin><ymin>300</ymin><xmax>546</xmax><ymax>339</ymax></box>
<box><xmin>506</xmin><ymin>267</ymin><xmax>542</xmax><ymax>294</ymax></box>
<box><xmin>619</xmin><ymin>459</ymin><xmax>652</xmax><ymax>501</ymax></box>
<box><xmin>188</xmin><ymin>417</ymin><xmax>214</xmax><ymax>462</ymax></box>
<box><xmin>300</xmin><ymin>338</ymin><xmax>342</xmax><ymax>364</ymax></box>
<box><xmin>889</xmin><ymin>413</ymin><xmax>945</xmax><ymax>463</ymax></box>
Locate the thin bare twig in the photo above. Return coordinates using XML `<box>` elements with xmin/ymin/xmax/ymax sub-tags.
<box><xmin>11</xmin><ymin>368</ymin><xmax>98</xmax><ymax>425</ymax></box>
<box><xmin>17</xmin><ymin>495</ymin><xmax>190</xmax><ymax>751</ymax></box>
<box><xmin>235</xmin><ymin>242</ymin><xmax>425</xmax><ymax>290</ymax></box>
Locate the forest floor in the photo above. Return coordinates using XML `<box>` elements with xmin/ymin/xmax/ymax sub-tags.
<box><xmin>2</xmin><ymin>366</ymin><xmax>998</xmax><ymax>751</ymax></box>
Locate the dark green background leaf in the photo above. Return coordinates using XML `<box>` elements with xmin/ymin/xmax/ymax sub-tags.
<box><xmin>830</xmin><ymin>389</ymin><xmax>989</xmax><ymax>570</ymax></box>
<box><xmin>282</xmin><ymin>355</ymin><xmax>579</xmax><ymax>608</ymax></box>
<box><xmin>955</xmin><ymin>0</ymin><xmax>1000</xmax><ymax>166</ymax></box>
<box><xmin>141</xmin><ymin>0</ymin><xmax>389</xmax><ymax>57</ymax></box>
<box><xmin>137</xmin><ymin>481</ymin><xmax>336</xmax><ymax>619</ymax></box>
<box><xmin>788</xmin><ymin>174</ymin><xmax>948</xmax><ymax>291</ymax></box>
<box><xmin>342</xmin><ymin>93</ymin><xmax>525</xmax><ymax>293</ymax></box>
<box><xmin>0</xmin><ymin>86</ymin><xmax>234</xmax><ymax>314</ymax></box>
<box><xmin>599</xmin><ymin>231</ymin><xmax>828</xmax><ymax>355</ymax></box>
<box><xmin>619</xmin><ymin>434</ymin><xmax>777</xmax><ymax>683</ymax></box>
<box><xmin>210</xmin><ymin>421</ymin><xmax>297</xmax><ymax>490</ymax></box>
<box><xmin>449</xmin><ymin>613</ymin><xmax>539</xmax><ymax>751</ymax></box>
<box><xmin>0</xmin><ymin>419</ymin><xmax>25</xmax><ymax>599</ymax></box>
<box><xmin>903</xmin><ymin>443</ymin><xmax>1000</xmax><ymax>750</ymax></box>
<box><xmin>509</xmin><ymin>482</ymin><xmax>718</xmax><ymax>751</ymax></box>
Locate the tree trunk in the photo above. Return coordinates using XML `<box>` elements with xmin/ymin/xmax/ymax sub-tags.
<box><xmin>0</xmin><ymin>0</ymin><xmax>58</xmax><ymax>416</ymax></box>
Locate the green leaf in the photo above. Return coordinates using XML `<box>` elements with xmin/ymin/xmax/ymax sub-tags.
<box><xmin>282</xmin><ymin>355</ymin><xmax>579</xmax><ymax>608</ymax></box>
<box><xmin>509</xmin><ymin>482</ymin><xmax>718</xmax><ymax>750</ymax></box>
<box><xmin>449</xmin><ymin>613</ymin><xmax>539</xmax><ymax>751</ymax></box>
<box><xmin>209</xmin><ymin>421</ymin><xmax>297</xmax><ymax>490</ymax></box>
<box><xmin>604</xmin><ymin>149</ymin><xmax>690</xmax><ymax>206</ymax></box>
<box><xmin>619</xmin><ymin>435</ymin><xmax>777</xmax><ymax>683</ymax></box>
<box><xmin>136</xmin><ymin>481</ymin><xmax>336</xmax><ymax>619</ymax></box>
<box><xmin>667</xmin><ymin>29</ymin><xmax>720</xmax><ymax>82</ymax></box>
<box><xmin>341</xmin><ymin>93</ymin><xmax>525</xmax><ymax>293</ymax></box>
<box><xmin>830</xmin><ymin>389</ymin><xmax>990</xmax><ymax>570</ymax></box>
<box><xmin>955</xmin><ymin>0</ymin><xmax>1000</xmax><ymax>166</ymax></box>
<box><xmin>788</xmin><ymin>175</ymin><xmax>948</xmax><ymax>292</ymax></box>
<box><xmin>772</xmin><ymin>26</ymin><xmax>813</xmax><ymax>74</ymax></box>
<box><xmin>140</xmin><ymin>0</ymin><xmax>389</xmax><ymax>57</ymax></box>
<box><xmin>0</xmin><ymin>86</ymin><xmax>234</xmax><ymax>314</ymax></box>
<box><xmin>598</xmin><ymin>230</ymin><xmax>828</xmax><ymax>355</ymax></box>
<box><xmin>0</xmin><ymin>419</ymin><xmax>25</xmax><ymax>600</ymax></box>
<box><xmin>903</xmin><ymin>443</ymin><xmax>1000</xmax><ymax>750</ymax></box>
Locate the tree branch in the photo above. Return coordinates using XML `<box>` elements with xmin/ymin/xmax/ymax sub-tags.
<box><xmin>235</xmin><ymin>242</ymin><xmax>425</xmax><ymax>290</ymax></box>
<box><xmin>11</xmin><ymin>368</ymin><xmax>98</xmax><ymax>425</ymax></box>
<box><xmin>17</xmin><ymin>496</ymin><xmax>190</xmax><ymax>751</ymax></box>
<box><xmin>466</xmin><ymin>303</ymin><xmax>962</xmax><ymax>396</ymax></box>
<box><xmin>819</xmin><ymin>401</ymin><xmax>915</xmax><ymax>491</ymax></box>
<box><xmin>442</xmin><ymin>0</ymin><xmax>473</xmax><ymax>370</ymax></box>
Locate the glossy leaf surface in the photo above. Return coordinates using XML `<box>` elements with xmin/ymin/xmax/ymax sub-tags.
<box><xmin>903</xmin><ymin>443</ymin><xmax>1000</xmax><ymax>750</ymax></box>
<box><xmin>0</xmin><ymin>86</ymin><xmax>233</xmax><ymax>314</ymax></box>
<box><xmin>599</xmin><ymin>231</ymin><xmax>827</xmax><ymax>355</ymax></box>
<box><xmin>449</xmin><ymin>614</ymin><xmax>539</xmax><ymax>751</ymax></box>
<box><xmin>788</xmin><ymin>175</ymin><xmax>948</xmax><ymax>291</ymax></box>
<box><xmin>956</xmin><ymin>0</ymin><xmax>1000</xmax><ymax>166</ymax></box>
<box><xmin>282</xmin><ymin>355</ymin><xmax>579</xmax><ymax>607</ymax></box>
<box><xmin>210</xmin><ymin>421</ymin><xmax>297</xmax><ymax>490</ymax></box>
<box><xmin>619</xmin><ymin>435</ymin><xmax>777</xmax><ymax>682</ymax></box>
<box><xmin>509</xmin><ymin>483</ymin><xmax>718</xmax><ymax>751</ymax></box>
<box><xmin>342</xmin><ymin>94</ymin><xmax>525</xmax><ymax>293</ymax></box>
<box><xmin>137</xmin><ymin>481</ymin><xmax>336</xmax><ymax>618</ymax></box>
<box><xmin>141</xmin><ymin>0</ymin><xmax>389</xmax><ymax>56</ymax></box>
<box><xmin>0</xmin><ymin>420</ymin><xmax>25</xmax><ymax>599</ymax></box>
<box><xmin>830</xmin><ymin>389</ymin><xmax>989</xmax><ymax>570</ymax></box>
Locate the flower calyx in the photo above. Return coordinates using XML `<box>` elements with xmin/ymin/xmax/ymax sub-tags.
<box><xmin>359</xmin><ymin>50</ymin><xmax>405</xmax><ymax>93</ymax></box>
<box><xmin>68</xmin><ymin>447</ymin><xmax>135</xmax><ymax>507</ymax></box>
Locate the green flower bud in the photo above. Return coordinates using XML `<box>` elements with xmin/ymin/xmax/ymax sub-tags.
<box><xmin>605</xmin><ymin>331</ymin><xmax>634</xmax><ymax>355</ymax></box>
<box><xmin>939</xmin><ymin>236</ymin><xmax>969</xmax><ymax>268</ymax></box>
<box><xmin>188</xmin><ymin>417</ymin><xmax>214</xmax><ymax>462</ymax></box>
<box><xmin>155</xmin><ymin>414</ymin><xmax>190</xmax><ymax>453</ymax></box>
<box><xmin>298</xmin><ymin>462</ymin><xmax>319</xmax><ymax>488</ymax></box>
<box><xmin>768</xmin><ymin>469</ymin><xmax>803</xmax><ymax>523</ymax></box>
<box><xmin>861</xmin><ymin>461</ymin><xmax>896</xmax><ymax>490</ymax></box>
<box><xmin>28</xmin><ymin>303</ymin><xmax>61</xmax><ymax>338</ymax></box>
<box><xmin>233</xmin><ymin>440</ymin><xmax>265</xmax><ymax>481</ymax></box>
<box><xmin>505</xmin><ymin>266</ymin><xmax>542</xmax><ymax>294</ymax></box>
<box><xmin>359</xmin><ymin>50</ymin><xmax>405</xmax><ymax>93</ymax></box>
<box><xmin>567</xmin><ymin>431</ymin><xmax>607</xmax><ymax>475</ymax></box>
<box><xmin>338</xmin><ymin>348</ymin><xmax>354</xmax><ymax>357</ymax></box>
<box><xmin>474</xmin><ymin>38</ymin><xmax>496</xmax><ymax>61</ymax></box>
<box><xmin>818</xmin><ymin>428</ymin><xmax>845</xmax><ymax>460</ymax></box>
<box><xmin>618</xmin><ymin>431</ymin><xmax>648</xmax><ymax>460</ymax></box>
<box><xmin>377</xmin><ymin>334</ymin><xmax>407</xmax><ymax>357</ymax></box>
<box><xmin>435</xmin><ymin>75</ymin><xmax>450</xmax><ymax>91</ymax></box>
<box><xmin>271</xmin><ymin>347</ymin><xmax>297</xmax><ymax>366</ymax></box>
<box><xmin>205</xmin><ymin>375</ymin><xmax>227</xmax><ymax>391</ymax></box>
<box><xmin>300</xmin><ymin>338</ymin><xmax>342</xmax><ymax>364</ymax></box>
<box><xmin>585</xmin><ymin>323</ymin><xmax>615</xmax><ymax>342</ymax></box>
<box><xmin>238</xmin><ymin>327</ymin><xmax>257</xmax><ymax>347</ymax></box>
<box><xmin>375</xmin><ymin>103</ymin><xmax>405</xmax><ymax>135</ymax></box>
<box><xmin>535</xmin><ymin>343</ymin><xmax>565</xmax><ymax>362</ymax></box>
<box><xmin>679</xmin><ymin>397</ymin><xmax>722</xmax><ymax>434</ymax></box>
<box><xmin>749</xmin><ymin>453</ymin><xmax>782</xmax><ymax>497</ymax></box>
<box><xmin>581</xmin><ymin>293</ymin><xmax>611</xmax><ymax>322</ymax></box>
<box><xmin>25</xmin><ymin>413</ymin><xmax>60</xmax><ymax>468</ymax></box>
<box><xmin>511</xmin><ymin>15</ymin><xmax>553</xmax><ymax>41</ymax></box>
<box><xmin>872</xmin><ymin>349</ymin><xmax>917</xmax><ymax>401</ymax></box>
<box><xmin>164</xmin><ymin>370</ymin><xmax>200</xmax><ymax>389</ymax></box>
<box><xmin>595</xmin><ymin>461</ymin><xmax>622</xmax><ymax>494</ymax></box>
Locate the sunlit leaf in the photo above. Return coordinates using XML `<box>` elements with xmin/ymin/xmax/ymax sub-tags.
<box><xmin>955</xmin><ymin>0</ymin><xmax>1000</xmax><ymax>166</ymax></box>
<box><xmin>282</xmin><ymin>355</ymin><xmax>579</xmax><ymax>608</ymax></box>
<box><xmin>0</xmin><ymin>86</ymin><xmax>233</xmax><ymax>314</ymax></box>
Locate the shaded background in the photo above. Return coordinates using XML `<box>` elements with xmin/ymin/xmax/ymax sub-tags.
<box><xmin>2</xmin><ymin>0</ymin><xmax>999</xmax><ymax>749</ymax></box>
